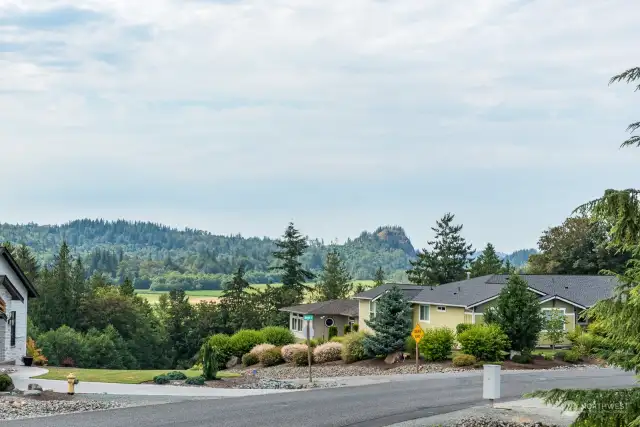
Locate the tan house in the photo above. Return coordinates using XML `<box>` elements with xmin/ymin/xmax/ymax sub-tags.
<box><xmin>280</xmin><ymin>299</ymin><xmax>359</xmax><ymax>340</ymax></box>
<box><xmin>353</xmin><ymin>274</ymin><xmax>618</xmax><ymax>345</ymax></box>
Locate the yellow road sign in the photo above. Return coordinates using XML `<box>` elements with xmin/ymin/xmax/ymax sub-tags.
<box><xmin>411</xmin><ymin>323</ymin><xmax>425</xmax><ymax>343</ymax></box>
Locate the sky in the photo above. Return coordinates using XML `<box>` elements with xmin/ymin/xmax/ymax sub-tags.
<box><xmin>1</xmin><ymin>0</ymin><xmax>638</xmax><ymax>253</ymax></box>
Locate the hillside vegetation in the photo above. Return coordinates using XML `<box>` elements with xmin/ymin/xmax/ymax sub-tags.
<box><xmin>0</xmin><ymin>219</ymin><xmax>534</xmax><ymax>292</ymax></box>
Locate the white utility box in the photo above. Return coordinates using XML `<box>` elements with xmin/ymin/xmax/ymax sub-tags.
<box><xmin>482</xmin><ymin>364</ymin><xmax>501</xmax><ymax>400</ymax></box>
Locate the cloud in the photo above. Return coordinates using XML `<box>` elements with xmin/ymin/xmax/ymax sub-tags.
<box><xmin>0</xmin><ymin>0</ymin><xmax>638</xmax><ymax>251</ymax></box>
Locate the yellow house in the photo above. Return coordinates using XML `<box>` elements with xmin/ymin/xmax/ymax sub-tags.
<box><xmin>354</xmin><ymin>274</ymin><xmax>618</xmax><ymax>346</ymax></box>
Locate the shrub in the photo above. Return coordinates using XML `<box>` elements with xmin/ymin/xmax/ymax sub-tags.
<box><xmin>554</xmin><ymin>350</ymin><xmax>567</xmax><ymax>361</ymax></box>
<box><xmin>153</xmin><ymin>375</ymin><xmax>169</xmax><ymax>385</ymax></box>
<box><xmin>344</xmin><ymin>324</ymin><xmax>352</xmax><ymax>335</ymax></box>
<box><xmin>458</xmin><ymin>324</ymin><xmax>509</xmax><ymax>361</ymax></box>
<box><xmin>562</xmin><ymin>350</ymin><xmax>582</xmax><ymax>364</ymax></box>
<box><xmin>282</xmin><ymin>344</ymin><xmax>308</xmax><ymax>362</ymax></box>
<box><xmin>309</xmin><ymin>337</ymin><xmax>326</xmax><ymax>347</ymax></box>
<box><xmin>261</xmin><ymin>327</ymin><xmax>295</xmax><ymax>347</ymax></box>
<box><xmin>543</xmin><ymin>353</ymin><xmax>554</xmax><ymax>361</ymax></box>
<box><xmin>62</xmin><ymin>357</ymin><xmax>76</xmax><ymax>367</ymax></box>
<box><xmin>185</xmin><ymin>376</ymin><xmax>206</xmax><ymax>386</ymax></box>
<box><xmin>165</xmin><ymin>371</ymin><xmax>188</xmax><ymax>381</ymax></box>
<box><xmin>0</xmin><ymin>374</ymin><xmax>13</xmax><ymax>391</ymax></box>
<box><xmin>202</xmin><ymin>342</ymin><xmax>222</xmax><ymax>380</ymax></box>
<box><xmin>352</xmin><ymin>324</ymin><xmax>359</xmax><ymax>332</ymax></box>
<box><xmin>313</xmin><ymin>342</ymin><xmax>343</xmax><ymax>364</ymax></box>
<box><xmin>331</xmin><ymin>336</ymin><xmax>345</xmax><ymax>343</ymax></box>
<box><xmin>419</xmin><ymin>327</ymin><xmax>455</xmax><ymax>362</ymax></box>
<box><xmin>342</xmin><ymin>332</ymin><xmax>368</xmax><ymax>363</ymax></box>
<box><xmin>456</xmin><ymin>323</ymin><xmax>473</xmax><ymax>336</ymax></box>
<box><xmin>38</xmin><ymin>325</ymin><xmax>84</xmax><ymax>367</ymax></box>
<box><xmin>511</xmin><ymin>354</ymin><xmax>533</xmax><ymax>364</ymax></box>
<box><xmin>293</xmin><ymin>350</ymin><xmax>312</xmax><ymax>366</ymax></box>
<box><xmin>260</xmin><ymin>348</ymin><xmax>284</xmax><ymax>367</ymax></box>
<box><xmin>571</xmin><ymin>332</ymin><xmax>600</xmax><ymax>357</ymax></box>
<box><xmin>27</xmin><ymin>337</ymin><xmax>48</xmax><ymax>366</ymax></box>
<box><xmin>242</xmin><ymin>353</ymin><xmax>259</xmax><ymax>367</ymax></box>
<box><xmin>328</xmin><ymin>326</ymin><xmax>338</xmax><ymax>340</ymax></box>
<box><xmin>229</xmin><ymin>330</ymin><xmax>265</xmax><ymax>357</ymax></box>
<box><xmin>249</xmin><ymin>343</ymin><xmax>276</xmax><ymax>359</ymax></box>
<box><xmin>452</xmin><ymin>354</ymin><xmax>476</xmax><ymax>367</ymax></box>
<box><xmin>207</xmin><ymin>334</ymin><xmax>233</xmax><ymax>362</ymax></box>
<box><xmin>405</xmin><ymin>336</ymin><xmax>417</xmax><ymax>355</ymax></box>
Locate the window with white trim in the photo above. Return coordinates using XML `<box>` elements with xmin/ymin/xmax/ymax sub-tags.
<box><xmin>437</xmin><ymin>306</ymin><xmax>446</xmax><ymax>312</ymax></box>
<box><xmin>542</xmin><ymin>308</ymin><xmax>566</xmax><ymax>331</ymax></box>
<box><xmin>291</xmin><ymin>313</ymin><xmax>304</xmax><ymax>332</ymax></box>
<box><xmin>369</xmin><ymin>301</ymin><xmax>377</xmax><ymax>320</ymax></box>
<box><xmin>419</xmin><ymin>305</ymin><xmax>430</xmax><ymax>322</ymax></box>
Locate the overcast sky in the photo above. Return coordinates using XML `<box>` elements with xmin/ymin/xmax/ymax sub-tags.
<box><xmin>1</xmin><ymin>0</ymin><xmax>638</xmax><ymax>252</ymax></box>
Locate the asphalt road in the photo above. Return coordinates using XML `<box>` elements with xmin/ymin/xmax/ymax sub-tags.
<box><xmin>5</xmin><ymin>369</ymin><xmax>637</xmax><ymax>427</ymax></box>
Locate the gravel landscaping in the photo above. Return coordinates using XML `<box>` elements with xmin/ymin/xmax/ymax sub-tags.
<box><xmin>0</xmin><ymin>394</ymin><xmax>126</xmax><ymax>421</ymax></box>
<box><xmin>224</xmin><ymin>360</ymin><xmax>602</xmax><ymax>380</ymax></box>
<box><xmin>236</xmin><ymin>378</ymin><xmax>345</xmax><ymax>389</ymax></box>
<box><xmin>447</xmin><ymin>416</ymin><xmax>556</xmax><ymax>427</ymax></box>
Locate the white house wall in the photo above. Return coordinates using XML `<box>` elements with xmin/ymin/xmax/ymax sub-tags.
<box><xmin>0</xmin><ymin>256</ymin><xmax>28</xmax><ymax>364</ymax></box>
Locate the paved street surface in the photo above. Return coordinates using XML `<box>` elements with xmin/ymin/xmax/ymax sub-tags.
<box><xmin>4</xmin><ymin>368</ymin><xmax>636</xmax><ymax>427</ymax></box>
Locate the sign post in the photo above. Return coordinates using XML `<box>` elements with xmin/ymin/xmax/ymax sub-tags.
<box><xmin>304</xmin><ymin>314</ymin><xmax>314</xmax><ymax>383</ymax></box>
<box><xmin>411</xmin><ymin>324</ymin><xmax>425</xmax><ymax>374</ymax></box>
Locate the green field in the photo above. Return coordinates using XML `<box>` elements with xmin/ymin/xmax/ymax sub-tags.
<box><xmin>34</xmin><ymin>367</ymin><xmax>239</xmax><ymax>384</ymax></box>
<box><xmin>136</xmin><ymin>280</ymin><xmax>374</xmax><ymax>304</ymax></box>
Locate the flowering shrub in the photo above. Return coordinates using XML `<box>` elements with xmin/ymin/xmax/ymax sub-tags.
<box><xmin>281</xmin><ymin>344</ymin><xmax>308</xmax><ymax>363</ymax></box>
<box><xmin>249</xmin><ymin>343</ymin><xmax>276</xmax><ymax>359</ymax></box>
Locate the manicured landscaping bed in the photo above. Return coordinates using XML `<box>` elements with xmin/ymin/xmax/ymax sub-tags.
<box><xmin>34</xmin><ymin>368</ymin><xmax>239</xmax><ymax>384</ymax></box>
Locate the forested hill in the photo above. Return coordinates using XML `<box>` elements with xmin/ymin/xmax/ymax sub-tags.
<box><xmin>0</xmin><ymin>219</ymin><xmax>535</xmax><ymax>292</ymax></box>
<box><xmin>0</xmin><ymin>220</ymin><xmax>416</xmax><ymax>290</ymax></box>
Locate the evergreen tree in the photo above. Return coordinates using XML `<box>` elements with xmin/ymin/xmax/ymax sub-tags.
<box><xmin>470</xmin><ymin>243</ymin><xmax>503</xmax><ymax>277</ymax></box>
<box><xmin>220</xmin><ymin>265</ymin><xmax>254</xmax><ymax>331</ymax></box>
<box><xmin>166</xmin><ymin>289</ymin><xmax>197</xmax><ymax>368</ymax></box>
<box><xmin>13</xmin><ymin>244</ymin><xmax>39</xmax><ymax>283</ymax></box>
<box><xmin>500</xmin><ymin>259</ymin><xmax>516</xmax><ymax>275</ymax></box>
<box><xmin>407</xmin><ymin>213</ymin><xmax>474</xmax><ymax>286</ymax></box>
<box><xmin>484</xmin><ymin>274</ymin><xmax>543</xmax><ymax>354</ymax></box>
<box><xmin>363</xmin><ymin>285</ymin><xmax>412</xmax><ymax>356</ymax></box>
<box><xmin>119</xmin><ymin>277</ymin><xmax>135</xmax><ymax>297</ymax></box>
<box><xmin>373</xmin><ymin>267</ymin><xmax>386</xmax><ymax>287</ymax></box>
<box><xmin>269</xmin><ymin>222</ymin><xmax>314</xmax><ymax>308</ymax></box>
<box><xmin>312</xmin><ymin>249</ymin><xmax>353</xmax><ymax>301</ymax></box>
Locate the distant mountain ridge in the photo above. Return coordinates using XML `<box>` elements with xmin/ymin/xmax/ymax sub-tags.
<box><xmin>0</xmin><ymin>219</ymin><xmax>535</xmax><ymax>289</ymax></box>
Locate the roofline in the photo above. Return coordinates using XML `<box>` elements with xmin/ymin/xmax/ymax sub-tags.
<box><xmin>352</xmin><ymin>296</ymin><xmax>373</xmax><ymax>300</ymax></box>
<box><xmin>527</xmin><ymin>287</ymin><xmax>547</xmax><ymax>296</ymax></box>
<box><xmin>539</xmin><ymin>295</ymin><xmax>587</xmax><ymax>310</ymax></box>
<box><xmin>466</xmin><ymin>295</ymin><xmax>500</xmax><ymax>309</ymax></box>
<box><xmin>409</xmin><ymin>301</ymin><xmax>467</xmax><ymax>308</ymax></box>
<box><xmin>0</xmin><ymin>276</ymin><xmax>24</xmax><ymax>303</ymax></box>
<box><xmin>0</xmin><ymin>248</ymin><xmax>38</xmax><ymax>298</ymax></box>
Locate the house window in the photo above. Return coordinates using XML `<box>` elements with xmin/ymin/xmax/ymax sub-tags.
<box><xmin>9</xmin><ymin>311</ymin><xmax>16</xmax><ymax>347</ymax></box>
<box><xmin>437</xmin><ymin>306</ymin><xmax>446</xmax><ymax>312</ymax></box>
<box><xmin>542</xmin><ymin>308</ymin><xmax>566</xmax><ymax>331</ymax></box>
<box><xmin>370</xmin><ymin>301</ymin><xmax>377</xmax><ymax>320</ymax></box>
<box><xmin>419</xmin><ymin>305</ymin><xmax>430</xmax><ymax>322</ymax></box>
<box><xmin>291</xmin><ymin>313</ymin><xmax>304</xmax><ymax>332</ymax></box>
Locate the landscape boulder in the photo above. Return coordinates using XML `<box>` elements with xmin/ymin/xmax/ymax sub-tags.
<box><xmin>226</xmin><ymin>356</ymin><xmax>239</xmax><ymax>369</ymax></box>
<box><xmin>28</xmin><ymin>384</ymin><xmax>43</xmax><ymax>391</ymax></box>
<box><xmin>384</xmin><ymin>351</ymin><xmax>404</xmax><ymax>365</ymax></box>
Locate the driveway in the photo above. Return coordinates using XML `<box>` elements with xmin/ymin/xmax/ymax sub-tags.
<box><xmin>4</xmin><ymin>367</ymin><xmax>637</xmax><ymax>427</ymax></box>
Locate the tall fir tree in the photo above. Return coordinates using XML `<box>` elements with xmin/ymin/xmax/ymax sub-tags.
<box><xmin>363</xmin><ymin>285</ymin><xmax>412</xmax><ymax>356</ymax></box>
<box><xmin>373</xmin><ymin>267</ymin><xmax>386</xmax><ymax>287</ymax></box>
<box><xmin>269</xmin><ymin>222</ymin><xmax>314</xmax><ymax>308</ymax></box>
<box><xmin>312</xmin><ymin>249</ymin><xmax>353</xmax><ymax>301</ymax></box>
<box><xmin>119</xmin><ymin>277</ymin><xmax>135</xmax><ymax>297</ymax></box>
<box><xmin>484</xmin><ymin>274</ymin><xmax>544</xmax><ymax>353</ymax></box>
<box><xmin>407</xmin><ymin>213</ymin><xmax>474</xmax><ymax>286</ymax></box>
<box><xmin>220</xmin><ymin>265</ymin><xmax>255</xmax><ymax>331</ymax></box>
<box><xmin>470</xmin><ymin>243</ymin><xmax>503</xmax><ymax>277</ymax></box>
<box><xmin>13</xmin><ymin>244</ymin><xmax>39</xmax><ymax>284</ymax></box>
<box><xmin>500</xmin><ymin>259</ymin><xmax>516</xmax><ymax>275</ymax></box>
<box><xmin>166</xmin><ymin>289</ymin><xmax>197</xmax><ymax>368</ymax></box>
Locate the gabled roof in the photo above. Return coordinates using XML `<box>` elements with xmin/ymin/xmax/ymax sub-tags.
<box><xmin>353</xmin><ymin>274</ymin><xmax>619</xmax><ymax>310</ymax></box>
<box><xmin>0</xmin><ymin>276</ymin><xmax>25</xmax><ymax>302</ymax></box>
<box><xmin>0</xmin><ymin>248</ymin><xmax>38</xmax><ymax>298</ymax></box>
<box><xmin>279</xmin><ymin>299</ymin><xmax>359</xmax><ymax>317</ymax></box>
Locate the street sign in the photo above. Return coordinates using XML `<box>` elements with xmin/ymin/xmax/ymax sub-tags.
<box><xmin>303</xmin><ymin>314</ymin><xmax>314</xmax><ymax>321</ymax></box>
<box><xmin>411</xmin><ymin>324</ymin><xmax>425</xmax><ymax>343</ymax></box>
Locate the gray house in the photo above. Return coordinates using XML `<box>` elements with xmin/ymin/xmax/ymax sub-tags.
<box><xmin>280</xmin><ymin>299</ymin><xmax>359</xmax><ymax>340</ymax></box>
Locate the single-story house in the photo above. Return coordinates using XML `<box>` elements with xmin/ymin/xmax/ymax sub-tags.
<box><xmin>280</xmin><ymin>299</ymin><xmax>359</xmax><ymax>340</ymax></box>
<box><xmin>0</xmin><ymin>248</ymin><xmax>38</xmax><ymax>364</ymax></box>
<box><xmin>353</xmin><ymin>274</ymin><xmax>619</xmax><ymax>346</ymax></box>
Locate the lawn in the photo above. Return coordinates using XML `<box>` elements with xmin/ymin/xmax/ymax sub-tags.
<box><xmin>136</xmin><ymin>280</ymin><xmax>375</xmax><ymax>305</ymax></box>
<box><xmin>33</xmin><ymin>367</ymin><xmax>239</xmax><ymax>384</ymax></box>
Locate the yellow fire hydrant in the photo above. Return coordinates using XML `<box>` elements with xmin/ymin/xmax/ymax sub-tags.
<box><xmin>67</xmin><ymin>373</ymin><xmax>76</xmax><ymax>395</ymax></box>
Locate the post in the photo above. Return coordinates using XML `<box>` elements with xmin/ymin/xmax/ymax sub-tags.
<box><xmin>415</xmin><ymin>340</ymin><xmax>419</xmax><ymax>373</ymax></box>
<box><xmin>482</xmin><ymin>364</ymin><xmax>501</xmax><ymax>407</ymax></box>
<box><xmin>307</xmin><ymin>321</ymin><xmax>312</xmax><ymax>383</ymax></box>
